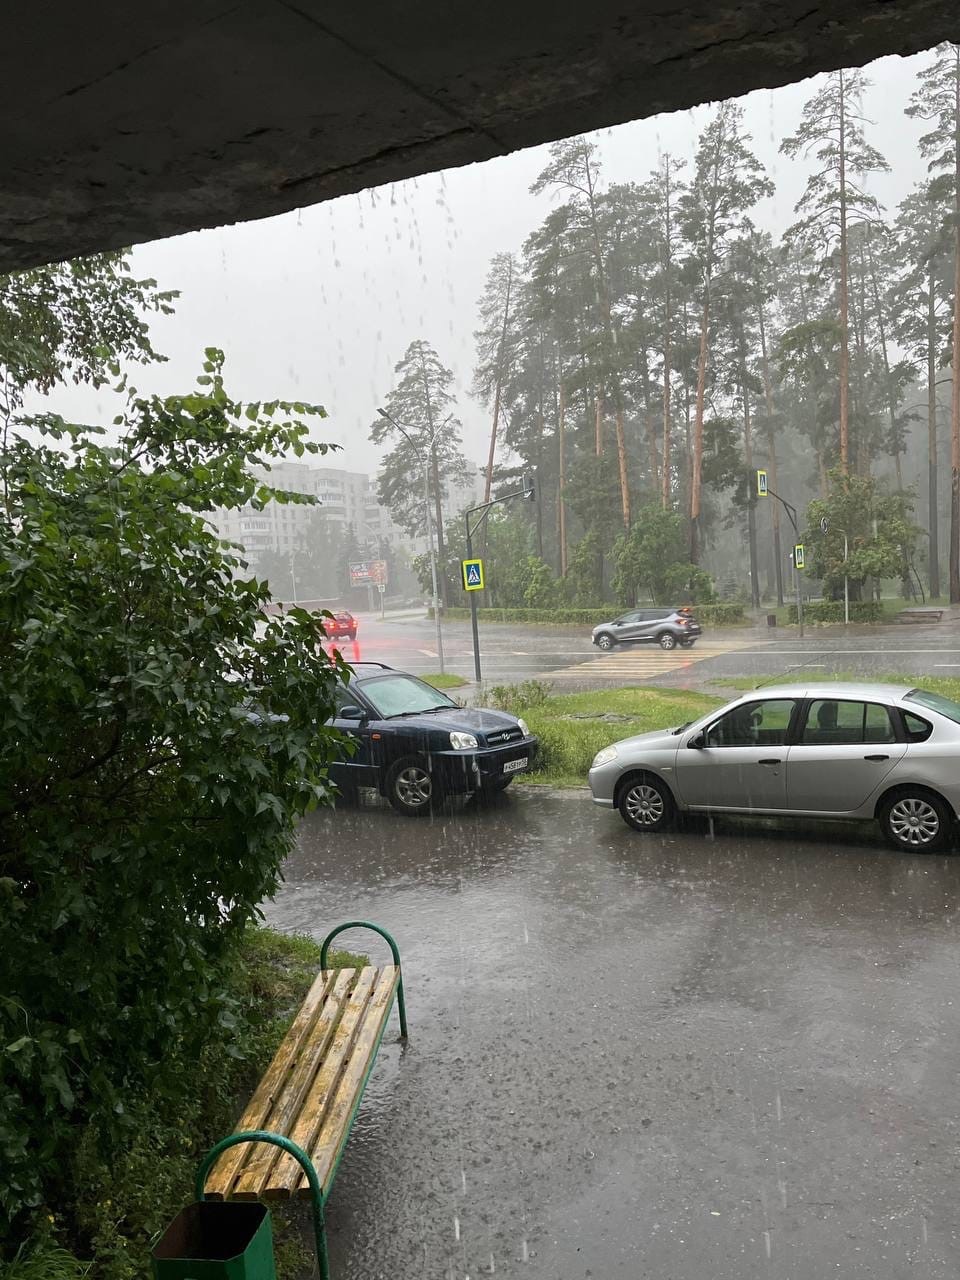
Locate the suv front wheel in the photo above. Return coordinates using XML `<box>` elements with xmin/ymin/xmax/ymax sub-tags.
<box><xmin>595</xmin><ymin>633</ymin><xmax>616</xmax><ymax>651</ymax></box>
<box><xmin>385</xmin><ymin>755</ymin><xmax>440</xmax><ymax>817</ymax></box>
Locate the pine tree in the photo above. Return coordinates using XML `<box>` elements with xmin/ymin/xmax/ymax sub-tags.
<box><xmin>781</xmin><ymin>69</ymin><xmax>889</xmax><ymax>475</ymax></box>
<box><xmin>907</xmin><ymin>43</ymin><xmax>960</xmax><ymax>600</ymax></box>
<box><xmin>473</xmin><ymin>253</ymin><xmax>518</xmax><ymax>502</ymax></box>
<box><xmin>681</xmin><ymin>102</ymin><xmax>772</xmax><ymax>561</ymax></box>
<box><xmin>370</xmin><ymin>339</ymin><xmax>470</xmax><ymax>603</ymax></box>
<box><xmin>892</xmin><ymin>182</ymin><xmax>954</xmax><ymax>595</ymax></box>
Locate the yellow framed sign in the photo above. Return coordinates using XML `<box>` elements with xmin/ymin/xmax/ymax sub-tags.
<box><xmin>462</xmin><ymin>558</ymin><xmax>484</xmax><ymax>591</ymax></box>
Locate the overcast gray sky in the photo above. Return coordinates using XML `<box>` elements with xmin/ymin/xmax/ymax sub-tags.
<box><xmin>35</xmin><ymin>51</ymin><xmax>935</xmax><ymax>476</ymax></box>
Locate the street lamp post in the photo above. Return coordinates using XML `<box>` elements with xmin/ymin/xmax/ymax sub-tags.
<box><xmin>464</xmin><ymin>475</ymin><xmax>536</xmax><ymax>681</ymax></box>
<box><xmin>762</xmin><ymin>483</ymin><xmax>804</xmax><ymax>639</ymax></box>
<box><xmin>376</xmin><ymin>408</ymin><xmax>446</xmax><ymax>674</ymax></box>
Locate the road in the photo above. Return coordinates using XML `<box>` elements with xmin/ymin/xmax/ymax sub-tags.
<box><xmin>267</xmin><ymin>788</ymin><xmax>960</xmax><ymax>1279</ymax></box>
<box><xmin>335</xmin><ymin>609</ymin><xmax>960</xmax><ymax>691</ymax></box>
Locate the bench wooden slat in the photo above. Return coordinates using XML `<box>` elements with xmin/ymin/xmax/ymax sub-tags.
<box><xmin>203</xmin><ymin>968</ymin><xmax>346</xmax><ymax>1200</ymax></box>
<box><xmin>269</xmin><ymin>965</ymin><xmax>387</xmax><ymax>1197</ymax></box>
<box><xmin>295</xmin><ymin>964</ymin><xmax>400</xmax><ymax>1198</ymax></box>
<box><xmin>228</xmin><ymin>966</ymin><xmax>358</xmax><ymax>1199</ymax></box>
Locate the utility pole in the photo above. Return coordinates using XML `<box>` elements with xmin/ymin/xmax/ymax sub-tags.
<box><xmin>756</xmin><ymin>470</ymin><xmax>803</xmax><ymax>638</ymax></box>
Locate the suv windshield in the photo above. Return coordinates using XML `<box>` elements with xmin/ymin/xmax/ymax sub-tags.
<box><xmin>357</xmin><ymin>674</ymin><xmax>457</xmax><ymax>718</ymax></box>
<box><xmin>905</xmin><ymin>688</ymin><xmax>960</xmax><ymax>725</ymax></box>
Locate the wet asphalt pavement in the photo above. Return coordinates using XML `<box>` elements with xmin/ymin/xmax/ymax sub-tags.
<box><xmin>266</xmin><ymin>789</ymin><xmax>960</xmax><ymax>1279</ymax></box>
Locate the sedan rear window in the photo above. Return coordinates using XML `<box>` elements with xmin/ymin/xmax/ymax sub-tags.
<box><xmin>905</xmin><ymin>688</ymin><xmax>960</xmax><ymax>725</ymax></box>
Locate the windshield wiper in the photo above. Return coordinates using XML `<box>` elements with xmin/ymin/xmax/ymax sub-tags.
<box><xmin>671</xmin><ymin>721</ymin><xmax>693</xmax><ymax>735</ymax></box>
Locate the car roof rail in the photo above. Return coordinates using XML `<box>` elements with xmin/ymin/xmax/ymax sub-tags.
<box><xmin>349</xmin><ymin>661</ymin><xmax>395</xmax><ymax>671</ymax></box>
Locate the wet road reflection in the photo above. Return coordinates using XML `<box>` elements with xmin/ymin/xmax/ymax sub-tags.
<box><xmin>266</xmin><ymin>790</ymin><xmax>960</xmax><ymax>1278</ymax></box>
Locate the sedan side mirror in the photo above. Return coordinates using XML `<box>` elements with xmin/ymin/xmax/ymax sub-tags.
<box><xmin>339</xmin><ymin>704</ymin><xmax>366</xmax><ymax>722</ymax></box>
<box><xmin>688</xmin><ymin>732</ymin><xmax>705</xmax><ymax>749</ymax></box>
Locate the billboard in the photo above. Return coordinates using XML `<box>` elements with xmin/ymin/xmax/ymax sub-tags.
<box><xmin>349</xmin><ymin>559</ymin><xmax>388</xmax><ymax>587</ymax></box>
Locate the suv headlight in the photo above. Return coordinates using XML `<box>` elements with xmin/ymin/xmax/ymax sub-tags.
<box><xmin>592</xmin><ymin>745</ymin><xmax>618</xmax><ymax>768</ymax></box>
<box><xmin>449</xmin><ymin>731</ymin><xmax>479</xmax><ymax>751</ymax></box>
<box><xmin>517</xmin><ymin>717</ymin><xmax>530</xmax><ymax>737</ymax></box>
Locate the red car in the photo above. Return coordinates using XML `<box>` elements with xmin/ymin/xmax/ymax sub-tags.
<box><xmin>322</xmin><ymin>610</ymin><xmax>358</xmax><ymax>642</ymax></box>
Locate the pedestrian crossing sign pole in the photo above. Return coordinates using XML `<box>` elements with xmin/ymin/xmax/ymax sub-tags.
<box><xmin>462</xmin><ymin>558</ymin><xmax>484</xmax><ymax>591</ymax></box>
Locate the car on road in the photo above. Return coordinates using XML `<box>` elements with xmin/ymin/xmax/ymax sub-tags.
<box><xmin>329</xmin><ymin>663</ymin><xmax>538</xmax><ymax>816</ymax></box>
<box><xmin>322</xmin><ymin>610</ymin><xmax>358</xmax><ymax>642</ymax></box>
<box><xmin>591</xmin><ymin>607</ymin><xmax>702</xmax><ymax>652</ymax></box>
<box><xmin>588</xmin><ymin>682</ymin><xmax>960</xmax><ymax>852</ymax></box>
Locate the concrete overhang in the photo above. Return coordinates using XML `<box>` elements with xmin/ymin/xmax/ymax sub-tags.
<box><xmin>2</xmin><ymin>1</ymin><xmax>957</xmax><ymax>272</ymax></box>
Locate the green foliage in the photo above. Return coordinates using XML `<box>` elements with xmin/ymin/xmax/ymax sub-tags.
<box><xmin>483</xmin><ymin>680</ymin><xmax>553</xmax><ymax>712</ymax></box>
<box><xmin>0</xmin><ymin>354</ymin><xmax>346</xmax><ymax>1236</ymax></box>
<box><xmin>695</xmin><ymin>603</ymin><xmax>748</xmax><ymax>625</ymax></box>
<box><xmin>0</xmin><ymin>252</ymin><xmax>176</xmax><ymax>408</ymax></box>
<box><xmin>369</xmin><ymin>340</ymin><xmax>471</xmax><ymax>541</ymax></box>
<box><xmin>521</xmin><ymin>687</ymin><xmax>721</xmax><ymax>786</ymax></box>
<box><xmin>521</xmin><ymin>556</ymin><xmax>555</xmax><ymax>607</ymax></box>
<box><xmin>0</xmin><ymin>1239</ymin><xmax>89</xmax><ymax>1280</ymax></box>
<box><xmin>804</xmin><ymin>471</ymin><xmax>919</xmax><ymax>597</ymax></box>
<box><xmin>6</xmin><ymin>928</ymin><xmax>361</xmax><ymax>1280</ymax></box>
<box><xmin>786</xmin><ymin>601</ymin><xmax>883</xmax><ymax>623</ymax></box>
<box><xmin>613</xmin><ymin>505</ymin><xmax>714</xmax><ymax>605</ymax></box>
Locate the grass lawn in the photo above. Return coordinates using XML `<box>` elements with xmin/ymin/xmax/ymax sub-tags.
<box><xmin>713</xmin><ymin>672</ymin><xmax>960</xmax><ymax>700</ymax></box>
<box><xmin>515</xmin><ymin>685</ymin><xmax>722</xmax><ymax>787</ymax></box>
<box><xmin>421</xmin><ymin>672</ymin><xmax>469</xmax><ymax>690</ymax></box>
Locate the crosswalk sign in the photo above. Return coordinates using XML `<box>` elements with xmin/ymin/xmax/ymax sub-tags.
<box><xmin>794</xmin><ymin>543</ymin><xmax>805</xmax><ymax>570</ymax></box>
<box><xmin>756</xmin><ymin>469</ymin><xmax>768</xmax><ymax>497</ymax></box>
<box><xmin>462</xmin><ymin>558</ymin><xmax>484</xmax><ymax>591</ymax></box>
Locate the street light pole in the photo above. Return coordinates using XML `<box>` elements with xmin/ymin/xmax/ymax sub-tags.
<box><xmin>290</xmin><ymin>545</ymin><xmax>298</xmax><ymax>607</ymax></box>
<box><xmin>464</xmin><ymin>475</ymin><xmax>536</xmax><ymax>681</ymax></box>
<box><xmin>765</xmin><ymin>485</ymin><xmax>803</xmax><ymax>640</ymax></box>
<box><xmin>376</xmin><ymin>408</ymin><xmax>446</xmax><ymax>674</ymax></box>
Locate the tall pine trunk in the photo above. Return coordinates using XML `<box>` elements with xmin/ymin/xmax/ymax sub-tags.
<box><xmin>483</xmin><ymin>261</ymin><xmax>513</xmax><ymax>503</ymax></box>
<box><xmin>838</xmin><ymin>68</ymin><xmax>851</xmax><ymax>476</ymax></box>
<box><xmin>739</xmin><ymin>338</ymin><xmax>760</xmax><ymax>608</ymax></box>
<box><xmin>951</xmin><ymin>52</ymin><xmax>960</xmax><ymax>603</ymax></box>
<box><xmin>928</xmin><ymin>265</ymin><xmax>941</xmax><ymax>597</ymax></box>
<box><xmin>558</xmin><ymin>373</ymin><xmax>568</xmax><ymax>578</ymax></box>
<box><xmin>757</xmin><ymin>297</ymin><xmax>784</xmax><ymax>605</ymax></box>
<box><xmin>690</xmin><ymin>291</ymin><xmax>710</xmax><ymax>563</ymax></box>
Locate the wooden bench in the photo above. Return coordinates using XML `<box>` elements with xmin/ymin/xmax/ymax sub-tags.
<box><xmin>895</xmin><ymin>607</ymin><xmax>943</xmax><ymax>624</ymax></box>
<box><xmin>196</xmin><ymin>921</ymin><xmax>407</xmax><ymax>1279</ymax></box>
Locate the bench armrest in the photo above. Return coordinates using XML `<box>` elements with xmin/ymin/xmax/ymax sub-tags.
<box><xmin>320</xmin><ymin>920</ymin><xmax>407</xmax><ymax>1038</ymax></box>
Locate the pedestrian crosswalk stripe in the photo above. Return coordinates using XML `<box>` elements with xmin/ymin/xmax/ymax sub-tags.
<box><xmin>541</xmin><ymin>638</ymin><xmax>764</xmax><ymax>681</ymax></box>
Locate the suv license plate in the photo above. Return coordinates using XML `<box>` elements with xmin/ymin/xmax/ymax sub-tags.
<box><xmin>503</xmin><ymin>757</ymin><xmax>528</xmax><ymax>774</ymax></box>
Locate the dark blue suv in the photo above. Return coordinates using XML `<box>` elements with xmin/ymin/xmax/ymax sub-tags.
<box><xmin>330</xmin><ymin>664</ymin><xmax>538</xmax><ymax>816</ymax></box>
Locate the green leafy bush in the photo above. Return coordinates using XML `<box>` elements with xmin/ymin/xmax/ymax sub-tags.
<box><xmin>694</xmin><ymin>603</ymin><xmax>747</xmax><ymax>625</ymax></box>
<box><xmin>785</xmin><ymin>601</ymin><xmax>882</xmax><ymax>623</ymax></box>
<box><xmin>0</xmin><ymin>355</ymin><xmax>346</xmax><ymax>1237</ymax></box>
<box><xmin>438</xmin><ymin>604</ymin><xmax>746</xmax><ymax>625</ymax></box>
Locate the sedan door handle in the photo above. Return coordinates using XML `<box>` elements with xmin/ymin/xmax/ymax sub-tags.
<box><xmin>864</xmin><ymin>754</ymin><xmax>889</xmax><ymax>762</ymax></box>
<box><xmin>758</xmin><ymin>758</ymin><xmax>782</xmax><ymax>765</ymax></box>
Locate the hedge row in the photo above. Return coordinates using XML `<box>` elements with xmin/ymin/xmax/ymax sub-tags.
<box><xmin>785</xmin><ymin>601</ymin><xmax>883</xmax><ymax>623</ymax></box>
<box><xmin>435</xmin><ymin>603</ymin><xmax>747</xmax><ymax>626</ymax></box>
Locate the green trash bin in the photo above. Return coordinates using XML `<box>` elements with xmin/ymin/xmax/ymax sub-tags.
<box><xmin>152</xmin><ymin>1201</ymin><xmax>276</xmax><ymax>1280</ymax></box>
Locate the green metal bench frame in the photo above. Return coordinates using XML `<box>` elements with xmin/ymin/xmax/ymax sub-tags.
<box><xmin>195</xmin><ymin>921</ymin><xmax>406</xmax><ymax>1280</ymax></box>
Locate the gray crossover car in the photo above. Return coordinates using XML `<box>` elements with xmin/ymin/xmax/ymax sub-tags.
<box><xmin>588</xmin><ymin>682</ymin><xmax>960</xmax><ymax>852</ymax></box>
<box><xmin>592</xmin><ymin>607</ymin><xmax>702</xmax><ymax>651</ymax></box>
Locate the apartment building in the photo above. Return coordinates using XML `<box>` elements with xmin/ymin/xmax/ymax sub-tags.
<box><xmin>211</xmin><ymin>459</ymin><xmax>484</xmax><ymax>567</ymax></box>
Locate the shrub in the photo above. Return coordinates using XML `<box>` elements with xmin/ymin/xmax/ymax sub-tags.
<box><xmin>483</xmin><ymin>680</ymin><xmax>553</xmax><ymax>712</ymax></box>
<box><xmin>439</xmin><ymin>604</ymin><xmax>747</xmax><ymax>626</ymax></box>
<box><xmin>0</xmin><ymin>355</ymin><xmax>346</xmax><ymax>1236</ymax></box>
<box><xmin>785</xmin><ymin>601</ymin><xmax>882</xmax><ymax>623</ymax></box>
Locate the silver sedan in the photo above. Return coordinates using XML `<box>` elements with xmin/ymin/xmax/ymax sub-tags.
<box><xmin>588</xmin><ymin>682</ymin><xmax>960</xmax><ymax>853</ymax></box>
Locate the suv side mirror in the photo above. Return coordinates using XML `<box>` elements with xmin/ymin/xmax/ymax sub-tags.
<box><xmin>688</xmin><ymin>732</ymin><xmax>705</xmax><ymax>749</ymax></box>
<box><xmin>339</xmin><ymin>704</ymin><xmax>366</xmax><ymax>722</ymax></box>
